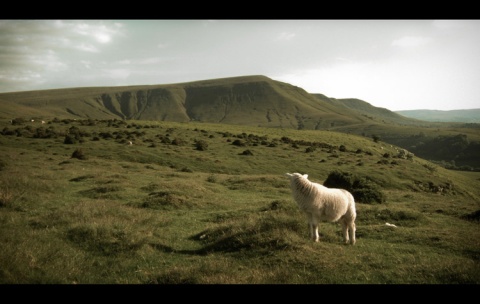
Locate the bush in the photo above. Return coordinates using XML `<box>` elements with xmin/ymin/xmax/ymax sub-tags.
<box><xmin>232</xmin><ymin>139</ymin><xmax>245</xmax><ymax>146</ymax></box>
<box><xmin>195</xmin><ymin>140</ymin><xmax>208</xmax><ymax>151</ymax></box>
<box><xmin>323</xmin><ymin>170</ymin><xmax>355</xmax><ymax>190</ymax></box>
<box><xmin>323</xmin><ymin>170</ymin><xmax>386</xmax><ymax>204</ymax></box>
<box><xmin>11</xmin><ymin>117</ymin><xmax>26</xmax><ymax>125</ymax></box>
<box><xmin>207</xmin><ymin>175</ymin><xmax>217</xmax><ymax>183</ymax></box>
<box><xmin>172</xmin><ymin>138</ymin><xmax>185</xmax><ymax>145</ymax></box>
<box><xmin>64</xmin><ymin>134</ymin><xmax>77</xmax><ymax>144</ymax></box>
<box><xmin>351</xmin><ymin>187</ymin><xmax>386</xmax><ymax>204</ymax></box>
<box><xmin>240</xmin><ymin>150</ymin><xmax>253</xmax><ymax>156</ymax></box>
<box><xmin>71</xmin><ymin>148</ymin><xmax>87</xmax><ymax>160</ymax></box>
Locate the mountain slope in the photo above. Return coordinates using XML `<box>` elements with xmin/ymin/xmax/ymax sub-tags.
<box><xmin>1</xmin><ymin>75</ymin><xmax>479</xmax><ymax>169</ymax></box>
<box><xmin>323</xmin><ymin>97</ymin><xmax>423</xmax><ymax>125</ymax></box>
<box><xmin>396</xmin><ymin>109</ymin><xmax>480</xmax><ymax>123</ymax></box>
<box><xmin>0</xmin><ymin>75</ymin><xmax>413</xmax><ymax>129</ymax></box>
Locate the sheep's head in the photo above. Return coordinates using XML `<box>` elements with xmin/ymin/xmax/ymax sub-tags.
<box><xmin>285</xmin><ymin>173</ymin><xmax>308</xmax><ymax>180</ymax></box>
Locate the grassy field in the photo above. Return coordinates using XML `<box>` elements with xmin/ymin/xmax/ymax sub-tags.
<box><xmin>0</xmin><ymin>118</ymin><xmax>479</xmax><ymax>284</ymax></box>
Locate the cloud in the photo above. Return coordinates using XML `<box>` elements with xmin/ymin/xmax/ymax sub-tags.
<box><xmin>80</xmin><ymin>60</ymin><xmax>92</xmax><ymax>69</ymax></box>
<box><xmin>70</xmin><ymin>21</ymin><xmax>122</xmax><ymax>44</ymax></box>
<box><xmin>157</xmin><ymin>43</ymin><xmax>170</xmax><ymax>49</ymax></box>
<box><xmin>102</xmin><ymin>68</ymin><xmax>131</xmax><ymax>80</ymax></box>
<box><xmin>274</xmin><ymin>61</ymin><xmax>374</xmax><ymax>95</ymax></box>
<box><xmin>31</xmin><ymin>51</ymin><xmax>69</xmax><ymax>72</ymax></box>
<box><xmin>431</xmin><ymin>20</ymin><xmax>465</xmax><ymax>30</ymax></box>
<box><xmin>0</xmin><ymin>20</ymin><xmax>124</xmax><ymax>55</ymax></box>
<box><xmin>0</xmin><ymin>20</ymin><xmax>125</xmax><ymax>92</ymax></box>
<box><xmin>75</xmin><ymin>43</ymin><xmax>99</xmax><ymax>53</ymax></box>
<box><xmin>115</xmin><ymin>57</ymin><xmax>167</xmax><ymax>66</ymax></box>
<box><xmin>276</xmin><ymin>31</ymin><xmax>296</xmax><ymax>41</ymax></box>
<box><xmin>137</xmin><ymin>57</ymin><xmax>164</xmax><ymax>65</ymax></box>
<box><xmin>391</xmin><ymin>36</ymin><xmax>431</xmax><ymax>48</ymax></box>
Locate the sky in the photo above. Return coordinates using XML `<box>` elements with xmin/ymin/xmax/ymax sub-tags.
<box><xmin>0</xmin><ymin>19</ymin><xmax>479</xmax><ymax>111</ymax></box>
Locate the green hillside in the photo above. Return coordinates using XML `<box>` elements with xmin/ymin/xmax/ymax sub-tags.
<box><xmin>0</xmin><ymin>117</ymin><xmax>479</xmax><ymax>283</ymax></box>
<box><xmin>0</xmin><ymin>75</ymin><xmax>383</xmax><ymax>128</ymax></box>
<box><xmin>1</xmin><ymin>75</ymin><xmax>479</xmax><ymax>170</ymax></box>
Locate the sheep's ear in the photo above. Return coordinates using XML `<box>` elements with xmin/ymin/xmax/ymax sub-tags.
<box><xmin>285</xmin><ymin>173</ymin><xmax>293</xmax><ymax>178</ymax></box>
<box><xmin>303</xmin><ymin>174</ymin><xmax>308</xmax><ymax>179</ymax></box>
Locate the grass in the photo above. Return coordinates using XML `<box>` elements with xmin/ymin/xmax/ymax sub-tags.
<box><xmin>0</xmin><ymin>118</ymin><xmax>479</xmax><ymax>284</ymax></box>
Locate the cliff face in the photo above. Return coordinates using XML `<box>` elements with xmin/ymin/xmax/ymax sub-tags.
<box><xmin>93</xmin><ymin>87</ymin><xmax>189</xmax><ymax>121</ymax></box>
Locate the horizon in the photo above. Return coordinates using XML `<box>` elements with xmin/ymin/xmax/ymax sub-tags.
<box><xmin>1</xmin><ymin>74</ymin><xmax>479</xmax><ymax>112</ymax></box>
<box><xmin>1</xmin><ymin>20</ymin><xmax>479</xmax><ymax>111</ymax></box>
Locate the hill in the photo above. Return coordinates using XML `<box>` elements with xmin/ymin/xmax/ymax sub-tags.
<box><xmin>1</xmin><ymin>75</ymin><xmax>479</xmax><ymax>170</ymax></box>
<box><xmin>396</xmin><ymin>109</ymin><xmax>480</xmax><ymax>123</ymax></box>
<box><xmin>0</xmin><ymin>117</ymin><xmax>479</xmax><ymax>283</ymax></box>
<box><xmin>0</xmin><ymin>75</ymin><xmax>420</xmax><ymax>129</ymax></box>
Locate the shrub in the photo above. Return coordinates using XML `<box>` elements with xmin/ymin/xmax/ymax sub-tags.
<box><xmin>71</xmin><ymin>148</ymin><xmax>87</xmax><ymax>160</ymax></box>
<box><xmin>323</xmin><ymin>170</ymin><xmax>386</xmax><ymax>204</ymax></box>
<box><xmin>11</xmin><ymin>117</ymin><xmax>26</xmax><ymax>125</ymax></box>
<box><xmin>462</xmin><ymin>210</ymin><xmax>480</xmax><ymax>222</ymax></box>
<box><xmin>207</xmin><ymin>175</ymin><xmax>217</xmax><ymax>183</ymax></box>
<box><xmin>232</xmin><ymin>139</ymin><xmax>245</xmax><ymax>146</ymax></box>
<box><xmin>195</xmin><ymin>140</ymin><xmax>208</xmax><ymax>151</ymax></box>
<box><xmin>240</xmin><ymin>150</ymin><xmax>253</xmax><ymax>156</ymax></box>
<box><xmin>351</xmin><ymin>187</ymin><xmax>386</xmax><ymax>204</ymax></box>
<box><xmin>1</xmin><ymin>127</ymin><xmax>16</xmax><ymax>136</ymax></box>
<box><xmin>64</xmin><ymin>134</ymin><xmax>77</xmax><ymax>144</ymax></box>
<box><xmin>172</xmin><ymin>138</ymin><xmax>185</xmax><ymax>145</ymax></box>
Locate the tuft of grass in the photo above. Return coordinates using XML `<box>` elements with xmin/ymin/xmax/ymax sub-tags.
<box><xmin>138</xmin><ymin>191</ymin><xmax>194</xmax><ymax>210</ymax></box>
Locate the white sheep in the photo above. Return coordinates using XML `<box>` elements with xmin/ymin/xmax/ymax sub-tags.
<box><xmin>285</xmin><ymin>173</ymin><xmax>357</xmax><ymax>245</ymax></box>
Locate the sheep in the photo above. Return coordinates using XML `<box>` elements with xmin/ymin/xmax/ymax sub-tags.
<box><xmin>285</xmin><ymin>173</ymin><xmax>356</xmax><ymax>245</ymax></box>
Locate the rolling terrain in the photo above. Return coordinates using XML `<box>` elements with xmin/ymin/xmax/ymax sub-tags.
<box><xmin>1</xmin><ymin>75</ymin><xmax>479</xmax><ymax>169</ymax></box>
<box><xmin>0</xmin><ymin>75</ymin><xmax>417</xmax><ymax>128</ymax></box>
<box><xmin>395</xmin><ymin>109</ymin><xmax>480</xmax><ymax>123</ymax></box>
<box><xmin>2</xmin><ymin>75</ymin><xmax>480</xmax><ymax>284</ymax></box>
<box><xmin>0</xmin><ymin>117</ymin><xmax>479</xmax><ymax>283</ymax></box>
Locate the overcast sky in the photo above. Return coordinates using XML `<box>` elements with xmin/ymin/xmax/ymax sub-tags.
<box><xmin>1</xmin><ymin>19</ymin><xmax>479</xmax><ymax>111</ymax></box>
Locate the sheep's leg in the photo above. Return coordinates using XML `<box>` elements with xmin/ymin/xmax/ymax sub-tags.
<box><xmin>340</xmin><ymin>219</ymin><xmax>349</xmax><ymax>244</ymax></box>
<box><xmin>309</xmin><ymin>221</ymin><xmax>319</xmax><ymax>242</ymax></box>
<box><xmin>308</xmin><ymin>222</ymin><xmax>314</xmax><ymax>240</ymax></box>
<box><xmin>313</xmin><ymin>224</ymin><xmax>319</xmax><ymax>242</ymax></box>
<box><xmin>306</xmin><ymin>214</ymin><xmax>320</xmax><ymax>242</ymax></box>
<box><xmin>349</xmin><ymin>222</ymin><xmax>356</xmax><ymax>245</ymax></box>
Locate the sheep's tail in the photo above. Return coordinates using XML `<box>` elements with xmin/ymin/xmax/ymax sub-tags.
<box><xmin>349</xmin><ymin>195</ymin><xmax>357</xmax><ymax>220</ymax></box>
<box><xmin>342</xmin><ymin>189</ymin><xmax>356</xmax><ymax>220</ymax></box>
